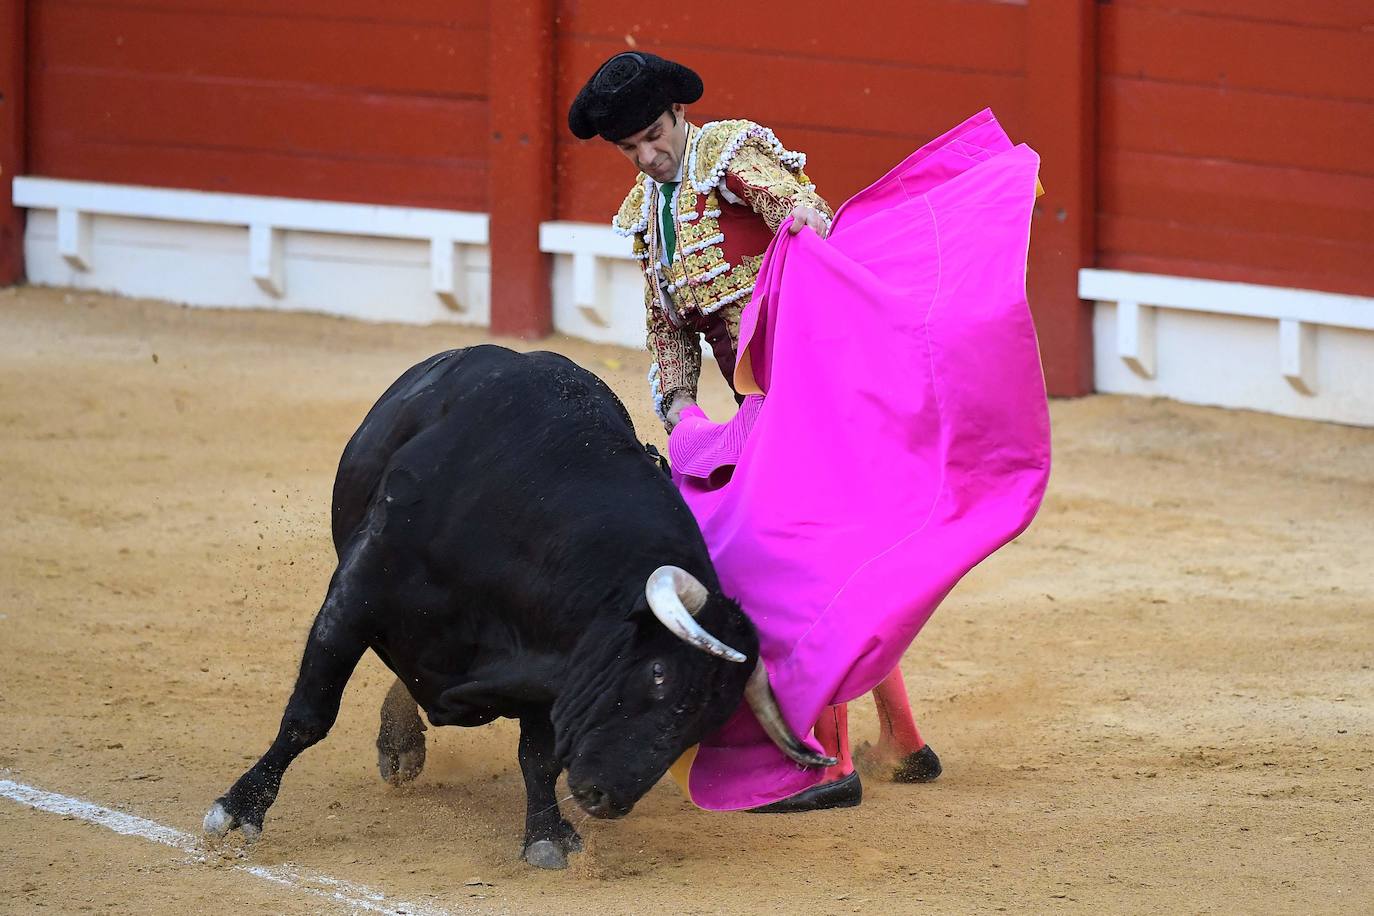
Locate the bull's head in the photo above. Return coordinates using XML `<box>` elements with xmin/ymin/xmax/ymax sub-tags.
<box><xmin>552</xmin><ymin>566</ymin><xmax>834</xmax><ymax>818</ymax></box>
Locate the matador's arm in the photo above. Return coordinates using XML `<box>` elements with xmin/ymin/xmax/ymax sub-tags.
<box><xmin>645</xmin><ymin>285</ymin><xmax>702</xmax><ymax>424</ymax></box>
<box><xmin>723</xmin><ymin>143</ymin><xmax>833</xmax><ymax>235</ymax></box>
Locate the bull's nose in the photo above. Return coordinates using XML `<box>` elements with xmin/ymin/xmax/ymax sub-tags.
<box><xmin>573</xmin><ymin>785</ymin><xmax>627</xmax><ymax>819</ymax></box>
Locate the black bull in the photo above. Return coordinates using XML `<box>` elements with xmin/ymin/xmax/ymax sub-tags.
<box><xmin>203</xmin><ymin>346</ymin><xmax>831</xmax><ymax>869</ymax></box>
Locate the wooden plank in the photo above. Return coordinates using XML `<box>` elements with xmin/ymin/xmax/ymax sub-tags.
<box><xmin>1096</xmin><ymin>3</ymin><xmax>1374</xmax><ymax>302</ymax></box>
<box><xmin>1097</xmin><ymin>252</ymin><xmax>1374</xmax><ymax>300</ymax></box>
<box><xmin>14</xmin><ymin>177</ymin><xmax>487</xmax><ymax>240</ymax></box>
<box><xmin>553</xmin><ymin>30</ymin><xmax>1032</xmax><ymax>227</ymax></box>
<box><xmin>1100</xmin><ymin>151</ymin><xmax>1374</xmax><ymax>246</ymax></box>
<box><xmin>31</xmin><ymin>3</ymin><xmax>488</xmax><ymax>98</ymax></box>
<box><xmin>487</xmin><ymin>0</ymin><xmax>553</xmax><ymax>337</ymax></box>
<box><xmin>24</xmin><ymin>141</ymin><xmax>489</xmax><ymax>211</ymax></box>
<box><xmin>555</xmin><ymin>0</ymin><xmax>1026</xmax><ymax>73</ymax></box>
<box><xmin>1101</xmin><ymin>5</ymin><xmax>1374</xmax><ymax>102</ymax></box>
<box><xmin>29</xmin><ymin>70</ymin><xmax>489</xmax><ymax>164</ymax></box>
<box><xmin>556</xmin><ymin>39</ymin><xmax>1024</xmax><ymax>140</ymax></box>
<box><xmin>1100</xmin><ymin>77</ymin><xmax>1374</xmax><ymax>177</ymax></box>
<box><xmin>553</xmin><ymin>142</ymin><xmax>626</xmax><ymax>226</ymax></box>
<box><xmin>1025</xmin><ymin>0</ymin><xmax>1095</xmax><ymax>396</ymax></box>
<box><xmin>1098</xmin><ymin>215</ymin><xmax>1374</xmax><ymax>298</ymax></box>
<box><xmin>65</xmin><ymin>0</ymin><xmax>489</xmax><ymax>28</ymax></box>
<box><xmin>1109</xmin><ymin>0</ymin><xmax>1373</xmax><ymax>31</ymax></box>
<box><xmin>768</xmin><ymin>122</ymin><xmax>1017</xmax><ymax>201</ymax></box>
<box><xmin>1080</xmin><ymin>268</ymin><xmax>1374</xmax><ymax>330</ymax></box>
<box><xmin>0</xmin><ymin>0</ymin><xmax>23</xmax><ymax>283</ymax></box>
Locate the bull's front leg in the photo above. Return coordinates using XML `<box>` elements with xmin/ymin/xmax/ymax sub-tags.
<box><xmin>204</xmin><ymin>558</ymin><xmax>372</xmax><ymax>842</ymax></box>
<box><xmin>517</xmin><ymin>708</ymin><xmax>581</xmax><ymax>870</ymax></box>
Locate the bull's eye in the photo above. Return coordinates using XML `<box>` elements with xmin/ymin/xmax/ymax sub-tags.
<box><xmin>651</xmin><ymin>662</ymin><xmax>666</xmax><ymax>687</ymax></box>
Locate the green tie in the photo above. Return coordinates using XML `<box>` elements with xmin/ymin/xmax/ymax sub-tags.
<box><xmin>660</xmin><ymin>181</ymin><xmax>678</xmax><ymax>262</ymax></box>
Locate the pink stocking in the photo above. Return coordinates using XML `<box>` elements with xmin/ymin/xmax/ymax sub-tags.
<box><xmin>813</xmin><ymin>703</ymin><xmax>854</xmax><ymax>781</ymax></box>
<box><xmin>873</xmin><ymin>667</ymin><xmax>926</xmax><ymax>755</ymax></box>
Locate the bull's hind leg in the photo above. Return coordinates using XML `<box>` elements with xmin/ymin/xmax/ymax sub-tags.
<box><xmin>377</xmin><ymin>678</ymin><xmax>427</xmax><ymax>784</ymax></box>
<box><xmin>204</xmin><ymin>576</ymin><xmax>371</xmax><ymax>842</ymax></box>
<box><xmin>517</xmin><ymin>709</ymin><xmax>581</xmax><ymax>870</ymax></box>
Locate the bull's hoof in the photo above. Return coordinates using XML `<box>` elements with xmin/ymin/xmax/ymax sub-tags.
<box><xmin>554</xmin><ymin>821</ymin><xmax>583</xmax><ymax>854</ymax></box>
<box><xmin>203</xmin><ymin>799</ymin><xmax>262</xmax><ymax>842</ymax></box>
<box><xmin>892</xmin><ymin>744</ymin><xmax>942</xmax><ymax>783</ymax></box>
<box><xmin>746</xmin><ymin>771</ymin><xmax>862</xmax><ymax>814</ymax></box>
<box><xmin>378</xmin><ymin>740</ymin><xmax>426</xmax><ymax>785</ymax></box>
<box><xmin>522</xmin><ymin>839</ymin><xmax>569</xmax><ymax>870</ymax></box>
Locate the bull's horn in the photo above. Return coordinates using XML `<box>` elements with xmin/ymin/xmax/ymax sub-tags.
<box><xmin>744</xmin><ymin>662</ymin><xmax>838</xmax><ymax>768</ymax></box>
<box><xmin>645</xmin><ymin>566</ymin><xmax>746</xmax><ymax>663</ymax></box>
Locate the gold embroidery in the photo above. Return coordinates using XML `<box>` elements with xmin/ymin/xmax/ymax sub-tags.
<box><xmin>722</xmin><ymin>297</ymin><xmax>742</xmax><ymax>344</ymax></box>
<box><xmin>665</xmin><ymin>180</ymin><xmax>701</xmax><ymax>264</ymax></box>
<box><xmin>687</xmin><ymin>120</ymin><xmax>808</xmax><ymax>190</ymax></box>
<box><xmin>614</xmin><ymin>178</ymin><xmax>650</xmax><ymax>235</ymax></box>
<box><xmin>689</xmin><ymin>120</ymin><xmax>754</xmax><ymax>188</ymax></box>
<box><xmin>728</xmin><ymin>143</ymin><xmax>831</xmax><ymax>234</ymax></box>
<box><xmin>655</xmin><ymin>184</ymin><xmax>728</xmax><ymax>317</ymax></box>
<box><xmin>629</xmin><ymin>120</ymin><xmax>824</xmax><ymax>407</ymax></box>
<box><xmin>645</xmin><ymin>283</ymin><xmax>701</xmax><ymax>404</ymax></box>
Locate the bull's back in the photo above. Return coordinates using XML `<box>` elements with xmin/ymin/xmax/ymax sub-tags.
<box><xmin>330</xmin><ymin>346</ymin><xmax>638</xmax><ymax>554</ymax></box>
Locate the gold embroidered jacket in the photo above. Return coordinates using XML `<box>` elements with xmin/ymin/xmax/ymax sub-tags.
<box><xmin>611</xmin><ymin>120</ymin><xmax>831</xmax><ymax>419</ymax></box>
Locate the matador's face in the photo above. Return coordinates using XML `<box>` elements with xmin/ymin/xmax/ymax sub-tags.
<box><xmin>614</xmin><ymin>104</ymin><xmax>690</xmax><ymax>184</ymax></box>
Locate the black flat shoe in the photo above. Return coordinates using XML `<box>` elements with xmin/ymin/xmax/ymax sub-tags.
<box><xmin>745</xmin><ymin>771</ymin><xmax>862</xmax><ymax>814</ymax></box>
<box><xmin>891</xmin><ymin>744</ymin><xmax>942</xmax><ymax>783</ymax></box>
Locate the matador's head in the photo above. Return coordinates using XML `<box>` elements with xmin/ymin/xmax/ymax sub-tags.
<box><xmin>568</xmin><ymin>51</ymin><xmax>701</xmax><ymax>183</ymax></box>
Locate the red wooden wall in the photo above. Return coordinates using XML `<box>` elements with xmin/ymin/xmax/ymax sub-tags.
<box><xmin>1097</xmin><ymin>0</ymin><xmax>1374</xmax><ymax>298</ymax></box>
<box><xmin>551</xmin><ymin>0</ymin><xmax>1097</xmax><ymax>395</ymax></box>
<box><xmin>25</xmin><ymin>0</ymin><xmax>491</xmax><ymax>211</ymax></box>
<box><xmin>7</xmin><ymin>2</ymin><xmax>1370</xmax><ymax>391</ymax></box>
<box><xmin>553</xmin><ymin>0</ymin><xmax>1030</xmax><ymax>223</ymax></box>
<box><xmin>0</xmin><ymin>0</ymin><xmax>24</xmax><ymax>285</ymax></box>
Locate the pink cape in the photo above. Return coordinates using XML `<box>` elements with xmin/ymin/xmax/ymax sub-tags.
<box><xmin>667</xmin><ymin>110</ymin><xmax>1051</xmax><ymax>810</ymax></box>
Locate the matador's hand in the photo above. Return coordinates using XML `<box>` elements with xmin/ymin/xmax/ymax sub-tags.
<box><xmin>787</xmin><ymin>205</ymin><xmax>830</xmax><ymax>239</ymax></box>
<box><xmin>664</xmin><ymin>391</ymin><xmax>697</xmax><ymax>433</ymax></box>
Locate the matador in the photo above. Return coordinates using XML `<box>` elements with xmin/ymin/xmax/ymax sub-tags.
<box><xmin>568</xmin><ymin>51</ymin><xmax>942</xmax><ymax>811</ymax></box>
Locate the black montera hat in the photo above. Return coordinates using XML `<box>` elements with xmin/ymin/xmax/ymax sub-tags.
<box><xmin>567</xmin><ymin>52</ymin><xmax>704</xmax><ymax>142</ymax></box>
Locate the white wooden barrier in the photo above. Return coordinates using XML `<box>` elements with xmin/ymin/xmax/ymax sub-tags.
<box><xmin>1081</xmin><ymin>269</ymin><xmax>1374</xmax><ymax>426</ymax></box>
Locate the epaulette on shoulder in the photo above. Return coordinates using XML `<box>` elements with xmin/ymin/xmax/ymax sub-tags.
<box><xmin>687</xmin><ymin>119</ymin><xmax>807</xmax><ymax>195</ymax></box>
<box><xmin>612</xmin><ymin>176</ymin><xmax>654</xmax><ymax>237</ymax></box>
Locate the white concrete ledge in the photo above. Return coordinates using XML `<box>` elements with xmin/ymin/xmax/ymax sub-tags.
<box><xmin>1082</xmin><ymin>268</ymin><xmax>1374</xmax><ymax>426</ymax></box>
<box><xmin>13</xmin><ymin>177</ymin><xmax>489</xmax><ymax>242</ymax></box>
<box><xmin>540</xmin><ymin>220</ymin><xmax>650</xmax><ymax>348</ymax></box>
<box><xmin>20</xmin><ymin>210</ymin><xmax>492</xmax><ymax>327</ymax></box>
<box><xmin>1080</xmin><ymin>269</ymin><xmax>1374</xmax><ymax>332</ymax></box>
<box><xmin>14</xmin><ymin>177</ymin><xmax>488</xmax><ymax>310</ymax></box>
<box><xmin>539</xmin><ymin>221</ymin><xmax>637</xmax><ymax>260</ymax></box>
<box><xmin>540</xmin><ymin>221</ymin><xmax>640</xmax><ymax>333</ymax></box>
<box><xmin>12</xmin><ymin>178</ymin><xmax>683</xmax><ymax>349</ymax></box>
<box><xmin>1114</xmin><ymin>299</ymin><xmax>1156</xmax><ymax>380</ymax></box>
<box><xmin>57</xmin><ymin>207</ymin><xmax>92</xmax><ymax>270</ymax></box>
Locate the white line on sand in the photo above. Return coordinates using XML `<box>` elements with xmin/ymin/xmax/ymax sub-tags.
<box><xmin>0</xmin><ymin>778</ymin><xmax>455</xmax><ymax>916</ymax></box>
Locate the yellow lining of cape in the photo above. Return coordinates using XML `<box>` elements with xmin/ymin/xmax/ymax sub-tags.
<box><xmin>667</xmin><ymin>745</ymin><xmax>700</xmax><ymax>800</ymax></box>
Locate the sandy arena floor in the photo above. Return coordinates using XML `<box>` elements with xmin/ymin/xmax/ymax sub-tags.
<box><xmin>1</xmin><ymin>286</ymin><xmax>1370</xmax><ymax>914</ymax></box>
